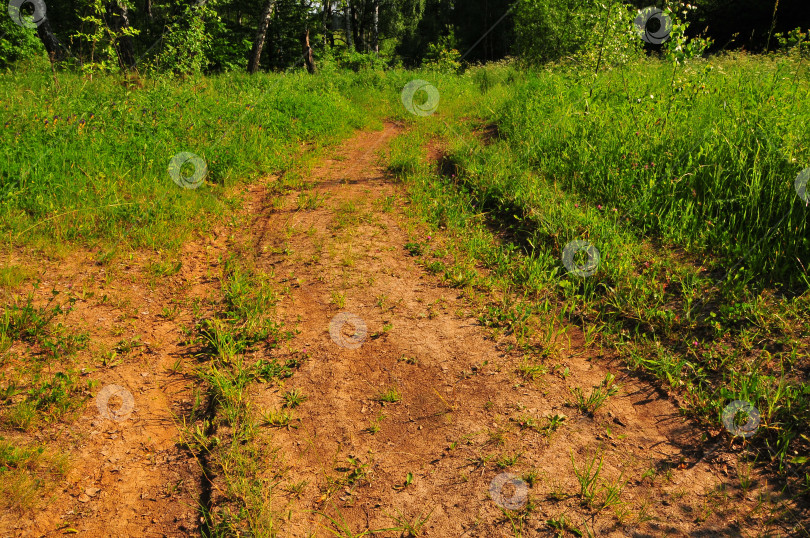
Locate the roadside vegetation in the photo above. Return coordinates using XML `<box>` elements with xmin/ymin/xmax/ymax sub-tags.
<box><xmin>0</xmin><ymin>59</ymin><xmax>399</xmax><ymax>252</ymax></box>
<box><xmin>388</xmin><ymin>51</ymin><xmax>810</xmax><ymax>511</ymax></box>
<box><xmin>1</xmin><ymin>0</ymin><xmax>809</xmax><ymax>534</ymax></box>
<box><xmin>3</xmin><ymin>53</ymin><xmax>809</xmax><ymax>535</ymax></box>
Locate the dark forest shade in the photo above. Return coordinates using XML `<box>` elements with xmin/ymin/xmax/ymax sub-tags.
<box><xmin>13</xmin><ymin>0</ymin><xmax>810</xmax><ymax>72</ymax></box>
<box><xmin>687</xmin><ymin>0</ymin><xmax>810</xmax><ymax>52</ymax></box>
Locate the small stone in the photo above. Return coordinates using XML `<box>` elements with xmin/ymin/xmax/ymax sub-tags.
<box><xmin>77</xmin><ymin>494</ymin><xmax>91</xmax><ymax>503</ymax></box>
<box><xmin>85</xmin><ymin>487</ymin><xmax>101</xmax><ymax>497</ymax></box>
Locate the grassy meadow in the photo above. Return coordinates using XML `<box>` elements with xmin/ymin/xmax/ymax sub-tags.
<box><xmin>1</xmin><ymin>49</ymin><xmax>809</xmax><ymax>532</ymax></box>
<box><xmin>0</xmin><ymin>58</ymin><xmax>400</xmax><ymax>252</ymax></box>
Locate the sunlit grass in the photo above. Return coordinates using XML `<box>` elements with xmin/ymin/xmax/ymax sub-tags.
<box><xmin>389</xmin><ymin>56</ymin><xmax>810</xmax><ymax>502</ymax></box>
<box><xmin>0</xmin><ymin>60</ymin><xmax>395</xmax><ymax>252</ymax></box>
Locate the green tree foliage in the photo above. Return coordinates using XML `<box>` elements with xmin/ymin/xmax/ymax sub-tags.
<box><xmin>514</xmin><ymin>0</ymin><xmax>606</xmax><ymax>65</ymax></box>
<box><xmin>71</xmin><ymin>0</ymin><xmax>140</xmax><ymax>75</ymax></box>
<box><xmin>6</xmin><ymin>0</ymin><xmax>810</xmax><ymax>73</ymax></box>
<box><xmin>571</xmin><ymin>2</ymin><xmax>644</xmax><ymax>76</ymax></box>
<box><xmin>0</xmin><ymin>13</ymin><xmax>45</xmax><ymax>68</ymax></box>
<box><xmin>150</xmin><ymin>1</ymin><xmax>221</xmax><ymax>74</ymax></box>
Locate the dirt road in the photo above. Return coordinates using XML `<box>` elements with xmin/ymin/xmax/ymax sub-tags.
<box><xmin>3</xmin><ymin>123</ymin><xmax>785</xmax><ymax>536</ymax></box>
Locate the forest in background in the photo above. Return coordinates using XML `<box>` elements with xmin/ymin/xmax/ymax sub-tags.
<box><xmin>2</xmin><ymin>0</ymin><xmax>810</xmax><ymax>74</ymax></box>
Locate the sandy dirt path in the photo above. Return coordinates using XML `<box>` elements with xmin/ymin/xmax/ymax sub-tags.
<box><xmin>2</xmin><ymin>123</ymin><xmax>787</xmax><ymax>537</ymax></box>
<box><xmin>227</xmin><ymin>123</ymin><xmax>767</xmax><ymax>536</ymax></box>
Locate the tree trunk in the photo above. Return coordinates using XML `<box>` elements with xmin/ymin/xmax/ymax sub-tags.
<box><xmin>351</xmin><ymin>1</ymin><xmax>360</xmax><ymax>51</ymax></box>
<box><xmin>36</xmin><ymin>17</ymin><xmax>66</xmax><ymax>62</ymax></box>
<box><xmin>145</xmin><ymin>0</ymin><xmax>152</xmax><ymax>20</ymax></box>
<box><xmin>328</xmin><ymin>1</ymin><xmax>336</xmax><ymax>46</ymax></box>
<box><xmin>372</xmin><ymin>0</ymin><xmax>379</xmax><ymax>55</ymax></box>
<box><xmin>322</xmin><ymin>1</ymin><xmax>332</xmax><ymax>47</ymax></box>
<box><xmin>345</xmin><ymin>0</ymin><xmax>354</xmax><ymax>51</ymax></box>
<box><xmin>302</xmin><ymin>28</ymin><xmax>316</xmax><ymax>73</ymax></box>
<box><xmin>356</xmin><ymin>1</ymin><xmax>364</xmax><ymax>52</ymax></box>
<box><xmin>329</xmin><ymin>2</ymin><xmax>337</xmax><ymax>47</ymax></box>
<box><xmin>248</xmin><ymin>0</ymin><xmax>276</xmax><ymax>73</ymax></box>
<box><xmin>106</xmin><ymin>2</ymin><xmax>136</xmax><ymax>70</ymax></box>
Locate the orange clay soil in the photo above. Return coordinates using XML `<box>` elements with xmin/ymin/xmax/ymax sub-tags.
<box><xmin>0</xmin><ymin>123</ymin><xmax>799</xmax><ymax>537</ymax></box>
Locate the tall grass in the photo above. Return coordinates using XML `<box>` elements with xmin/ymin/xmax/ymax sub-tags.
<box><xmin>498</xmin><ymin>54</ymin><xmax>810</xmax><ymax>288</ymax></box>
<box><xmin>389</xmin><ymin>58</ymin><xmax>810</xmax><ymax>499</ymax></box>
<box><xmin>0</xmin><ymin>58</ymin><xmax>399</xmax><ymax>251</ymax></box>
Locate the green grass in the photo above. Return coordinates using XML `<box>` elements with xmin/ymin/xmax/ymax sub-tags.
<box><xmin>0</xmin><ymin>62</ymin><xmax>420</xmax><ymax>528</ymax></box>
<box><xmin>0</xmin><ymin>61</ymin><xmax>396</xmax><ymax>253</ymax></box>
<box><xmin>571</xmin><ymin>449</ymin><xmax>604</xmax><ymax>508</ymax></box>
<box><xmin>498</xmin><ymin>54</ymin><xmax>810</xmax><ymax>288</ymax></box>
<box><xmin>282</xmin><ymin>388</ymin><xmax>307</xmax><ymax>409</ymax></box>
<box><xmin>2</xmin><ymin>49</ymin><xmax>809</xmax><ymax>531</ymax></box>
<box><xmin>0</xmin><ymin>287</ymin><xmax>92</xmax><ymax>431</ymax></box>
<box><xmin>180</xmin><ymin>256</ymin><xmax>300</xmax><ymax>535</ymax></box>
<box><xmin>0</xmin><ymin>437</ymin><xmax>70</xmax><ymax>512</ymax></box>
<box><xmin>0</xmin><ymin>289</ymin><xmax>83</xmax><ymax>352</ymax></box>
<box><xmin>0</xmin><ymin>266</ymin><xmax>35</xmax><ymax>289</ymax></box>
<box><xmin>388</xmin><ymin>56</ymin><xmax>810</xmax><ymax>506</ymax></box>
<box><xmin>517</xmin><ymin>360</ymin><xmax>547</xmax><ymax>381</ymax></box>
<box><xmin>569</xmin><ymin>373</ymin><xmax>619</xmax><ymax>416</ymax></box>
<box><xmin>375</xmin><ymin>387</ymin><xmax>402</xmax><ymax>404</ymax></box>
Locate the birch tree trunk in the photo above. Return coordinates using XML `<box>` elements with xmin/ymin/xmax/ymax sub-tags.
<box><xmin>248</xmin><ymin>0</ymin><xmax>276</xmax><ymax>73</ymax></box>
<box><xmin>373</xmin><ymin>0</ymin><xmax>379</xmax><ymax>55</ymax></box>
